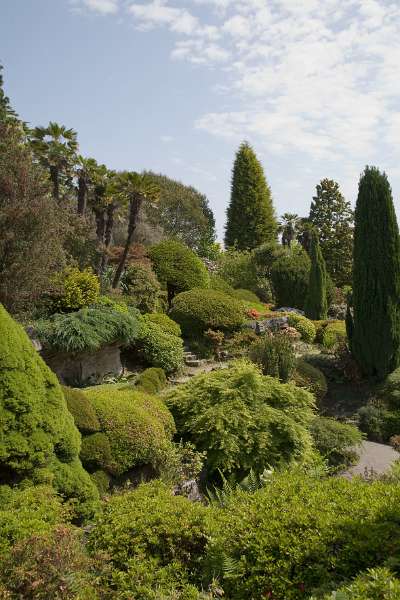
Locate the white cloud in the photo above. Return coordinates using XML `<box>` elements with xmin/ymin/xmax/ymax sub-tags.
<box><xmin>160</xmin><ymin>135</ymin><xmax>174</xmax><ymax>142</ymax></box>
<box><xmin>80</xmin><ymin>0</ymin><xmax>119</xmax><ymax>14</ymax></box>
<box><xmin>129</xmin><ymin>1</ymin><xmax>198</xmax><ymax>34</ymax></box>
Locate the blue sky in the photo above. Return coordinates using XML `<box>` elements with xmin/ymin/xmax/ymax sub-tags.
<box><xmin>2</xmin><ymin>0</ymin><xmax>400</xmax><ymax>239</ymax></box>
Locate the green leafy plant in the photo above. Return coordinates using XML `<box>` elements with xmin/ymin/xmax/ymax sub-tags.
<box><xmin>316</xmin><ymin>567</ymin><xmax>400</xmax><ymax>600</ymax></box>
<box><xmin>62</xmin><ymin>386</ymin><xmax>100</xmax><ymax>433</ymax></box>
<box><xmin>143</xmin><ymin>312</ymin><xmax>182</xmax><ymax>337</ymax></box>
<box><xmin>232</xmin><ymin>289</ymin><xmax>260</xmax><ymax>303</ymax></box>
<box><xmin>309</xmin><ymin>416</ymin><xmax>363</xmax><ymax>469</ymax></box>
<box><xmin>134</xmin><ymin>318</ymin><xmax>184</xmax><ymax>373</ymax></box>
<box><xmin>135</xmin><ymin>367</ymin><xmax>167</xmax><ymax>394</ymax></box>
<box><xmin>249</xmin><ymin>333</ymin><xmax>296</xmax><ymax>382</ymax></box>
<box><xmin>292</xmin><ymin>360</ymin><xmax>327</xmax><ymax>400</ymax></box>
<box><xmin>287</xmin><ymin>313</ymin><xmax>316</xmax><ymax>343</ymax></box>
<box><xmin>270</xmin><ymin>247</ymin><xmax>311</xmax><ymax>309</ymax></box>
<box><xmin>120</xmin><ymin>263</ymin><xmax>161</xmax><ymax>313</ymax></box>
<box><xmin>53</xmin><ymin>267</ymin><xmax>100</xmax><ymax>312</ymax></box>
<box><xmin>170</xmin><ymin>288</ymin><xmax>245</xmax><ymax>336</ymax></box>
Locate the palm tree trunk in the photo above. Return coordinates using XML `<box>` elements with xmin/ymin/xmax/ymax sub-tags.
<box><xmin>112</xmin><ymin>194</ymin><xmax>142</xmax><ymax>288</ymax></box>
<box><xmin>50</xmin><ymin>165</ymin><xmax>59</xmax><ymax>202</ymax></box>
<box><xmin>77</xmin><ymin>176</ymin><xmax>87</xmax><ymax>215</ymax></box>
<box><xmin>99</xmin><ymin>204</ymin><xmax>116</xmax><ymax>276</ymax></box>
<box><xmin>93</xmin><ymin>208</ymin><xmax>106</xmax><ymax>275</ymax></box>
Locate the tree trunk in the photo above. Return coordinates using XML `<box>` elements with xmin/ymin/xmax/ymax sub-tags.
<box><xmin>112</xmin><ymin>194</ymin><xmax>142</xmax><ymax>288</ymax></box>
<box><xmin>99</xmin><ymin>204</ymin><xmax>116</xmax><ymax>277</ymax></box>
<box><xmin>50</xmin><ymin>165</ymin><xmax>59</xmax><ymax>202</ymax></box>
<box><xmin>77</xmin><ymin>176</ymin><xmax>87</xmax><ymax>215</ymax></box>
<box><xmin>93</xmin><ymin>207</ymin><xmax>106</xmax><ymax>275</ymax></box>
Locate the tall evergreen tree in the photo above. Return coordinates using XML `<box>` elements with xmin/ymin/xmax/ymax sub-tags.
<box><xmin>305</xmin><ymin>232</ymin><xmax>327</xmax><ymax>320</ymax></box>
<box><xmin>348</xmin><ymin>166</ymin><xmax>400</xmax><ymax>379</ymax></box>
<box><xmin>225</xmin><ymin>142</ymin><xmax>277</xmax><ymax>250</ymax></box>
<box><xmin>309</xmin><ymin>179</ymin><xmax>354</xmax><ymax>286</ymax></box>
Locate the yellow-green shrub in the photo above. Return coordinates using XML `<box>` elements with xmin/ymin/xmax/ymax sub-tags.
<box><xmin>292</xmin><ymin>360</ymin><xmax>327</xmax><ymax>400</ymax></box>
<box><xmin>54</xmin><ymin>267</ymin><xmax>100</xmax><ymax>311</ymax></box>
<box><xmin>143</xmin><ymin>313</ymin><xmax>181</xmax><ymax>337</ymax></box>
<box><xmin>287</xmin><ymin>313</ymin><xmax>316</xmax><ymax>343</ymax></box>
<box><xmin>62</xmin><ymin>386</ymin><xmax>100</xmax><ymax>434</ymax></box>
<box><xmin>136</xmin><ymin>367</ymin><xmax>167</xmax><ymax>394</ymax></box>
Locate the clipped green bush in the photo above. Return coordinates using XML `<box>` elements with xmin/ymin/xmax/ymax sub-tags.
<box><xmin>135</xmin><ymin>319</ymin><xmax>184</xmax><ymax>373</ymax></box>
<box><xmin>310</xmin><ymin>416</ymin><xmax>363</xmax><ymax>469</ymax></box>
<box><xmin>0</xmin><ymin>304</ymin><xmax>98</xmax><ymax>517</ymax></box>
<box><xmin>166</xmin><ymin>360</ymin><xmax>315</xmax><ymax>480</ymax></box>
<box><xmin>80</xmin><ymin>433</ymin><xmax>113</xmax><ymax>472</ymax></box>
<box><xmin>88</xmin><ymin>481</ymin><xmax>208</xmax><ymax>598</ymax></box>
<box><xmin>209</xmin><ymin>273</ymin><xmax>236</xmax><ymax>296</ymax></box>
<box><xmin>317</xmin><ymin>568</ymin><xmax>400</xmax><ymax>600</ymax></box>
<box><xmin>206</xmin><ymin>472</ymin><xmax>400</xmax><ymax>600</ymax></box>
<box><xmin>90</xmin><ymin>470</ymin><xmax>111</xmax><ymax>496</ymax></box>
<box><xmin>232</xmin><ymin>288</ymin><xmax>261</xmax><ymax>303</ymax></box>
<box><xmin>380</xmin><ymin>366</ymin><xmax>400</xmax><ymax>408</ymax></box>
<box><xmin>287</xmin><ymin>313</ymin><xmax>316</xmax><ymax>343</ymax></box>
<box><xmin>270</xmin><ymin>247</ymin><xmax>311</xmax><ymax>309</ymax></box>
<box><xmin>35</xmin><ymin>306</ymin><xmax>140</xmax><ymax>354</ymax></box>
<box><xmin>249</xmin><ymin>333</ymin><xmax>295</xmax><ymax>382</ymax></box>
<box><xmin>136</xmin><ymin>367</ymin><xmax>167</xmax><ymax>394</ymax></box>
<box><xmin>62</xmin><ymin>386</ymin><xmax>100</xmax><ymax>433</ymax></box>
<box><xmin>358</xmin><ymin>401</ymin><xmax>400</xmax><ymax>443</ymax></box>
<box><xmin>149</xmin><ymin>239</ymin><xmax>209</xmax><ymax>304</ymax></box>
<box><xmin>143</xmin><ymin>312</ymin><xmax>181</xmax><ymax>337</ymax></box>
<box><xmin>319</xmin><ymin>320</ymin><xmax>347</xmax><ymax>349</ymax></box>
<box><xmin>120</xmin><ymin>263</ymin><xmax>161</xmax><ymax>313</ymax></box>
<box><xmin>53</xmin><ymin>267</ymin><xmax>100</xmax><ymax>311</ymax></box>
<box><xmin>170</xmin><ymin>288</ymin><xmax>245</xmax><ymax>336</ymax></box>
<box><xmin>83</xmin><ymin>385</ymin><xmax>176</xmax><ymax>477</ymax></box>
<box><xmin>292</xmin><ymin>360</ymin><xmax>327</xmax><ymax>401</ymax></box>
<box><xmin>216</xmin><ymin>249</ymin><xmax>258</xmax><ymax>291</ymax></box>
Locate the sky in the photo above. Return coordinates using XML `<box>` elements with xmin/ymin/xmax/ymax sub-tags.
<box><xmin>2</xmin><ymin>0</ymin><xmax>400</xmax><ymax>240</ymax></box>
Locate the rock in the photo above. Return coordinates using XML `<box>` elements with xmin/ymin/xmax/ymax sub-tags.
<box><xmin>175</xmin><ymin>479</ymin><xmax>203</xmax><ymax>502</ymax></box>
<box><xmin>256</xmin><ymin>317</ymin><xmax>289</xmax><ymax>334</ymax></box>
<box><xmin>274</xmin><ymin>307</ymin><xmax>305</xmax><ymax>315</ymax></box>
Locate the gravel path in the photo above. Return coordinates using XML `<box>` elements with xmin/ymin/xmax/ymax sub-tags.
<box><xmin>342</xmin><ymin>441</ymin><xmax>399</xmax><ymax>479</ymax></box>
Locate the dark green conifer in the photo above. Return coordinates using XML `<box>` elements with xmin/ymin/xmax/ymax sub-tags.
<box><xmin>225</xmin><ymin>142</ymin><xmax>277</xmax><ymax>250</ymax></box>
<box><xmin>305</xmin><ymin>232</ymin><xmax>328</xmax><ymax>320</ymax></box>
<box><xmin>348</xmin><ymin>166</ymin><xmax>400</xmax><ymax>379</ymax></box>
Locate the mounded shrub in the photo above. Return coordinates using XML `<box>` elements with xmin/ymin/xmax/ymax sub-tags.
<box><xmin>80</xmin><ymin>433</ymin><xmax>113</xmax><ymax>472</ymax></box>
<box><xmin>287</xmin><ymin>313</ymin><xmax>316</xmax><ymax>343</ymax></box>
<box><xmin>135</xmin><ymin>319</ymin><xmax>184</xmax><ymax>373</ymax></box>
<box><xmin>62</xmin><ymin>386</ymin><xmax>100</xmax><ymax>434</ymax></box>
<box><xmin>136</xmin><ymin>367</ymin><xmax>167</xmax><ymax>394</ymax></box>
<box><xmin>320</xmin><ymin>320</ymin><xmax>347</xmax><ymax>349</ymax></box>
<box><xmin>292</xmin><ymin>360</ymin><xmax>327</xmax><ymax>401</ymax></box>
<box><xmin>166</xmin><ymin>360</ymin><xmax>315</xmax><ymax>480</ymax></box>
<box><xmin>317</xmin><ymin>567</ymin><xmax>400</xmax><ymax>600</ymax></box>
<box><xmin>120</xmin><ymin>263</ymin><xmax>161</xmax><ymax>313</ymax></box>
<box><xmin>143</xmin><ymin>312</ymin><xmax>181</xmax><ymax>337</ymax></box>
<box><xmin>249</xmin><ymin>333</ymin><xmax>295</xmax><ymax>382</ymax></box>
<box><xmin>90</xmin><ymin>469</ymin><xmax>111</xmax><ymax>496</ymax></box>
<box><xmin>206</xmin><ymin>472</ymin><xmax>400</xmax><ymax>600</ymax></box>
<box><xmin>209</xmin><ymin>273</ymin><xmax>236</xmax><ymax>296</ymax></box>
<box><xmin>149</xmin><ymin>239</ymin><xmax>209</xmax><ymax>303</ymax></box>
<box><xmin>52</xmin><ymin>267</ymin><xmax>100</xmax><ymax>312</ymax></box>
<box><xmin>270</xmin><ymin>247</ymin><xmax>310</xmax><ymax>309</ymax></box>
<box><xmin>35</xmin><ymin>306</ymin><xmax>140</xmax><ymax>354</ymax></box>
<box><xmin>170</xmin><ymin>288</ymin><xmax>245</xmax><ymax>336</ymax></box>
<box><xmin>0</xmin><ymin>304</ymin><xmax>98</xmax><ymax>517</ymax></box>
<box><xmin>83</xmin><ymin>385</ymin><xmax>176</xmax><ymax>477</ymax></box>
<box><xmin>232</xmin><ymin>288</ymin><xmax>260</xmax><ymax>303</ymax></box>
<box><xmin>380</xmin><ymin>366</ymin><xmax>400</xmax><ymax>408</ymax></box>
<box><xmin>88</xmin><ymin>481</ymin><xmax>209</xmax><ymax>599</ymax></box>
<box><xmin>309</xmin><ymin>416</ymin><xmax>363</xmax><ymax>469</ymax></box>
<box><xmin>358</xmin><ymin>401</ymin><xmax>400</xmax><ymax>443</ymax></box>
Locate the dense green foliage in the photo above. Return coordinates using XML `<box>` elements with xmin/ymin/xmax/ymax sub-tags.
<box><xmin>120</xmin><ymin>262</ymin><xmax>161</xmax><ymax>313</ymax></box>
<box><xmin>135</xmin><ymin>318</ymin><xmax>184</xmax><ymax>373</ymax></box>
<box><xmin>293</xmin><ymin>359</ymin><xmax>327</xmax><ymax>400</ymax></box>
<box><xmin>53</xmin><ymin>267</ymin><xmax>100</xmax><ymax>312</ymax></box>
<box><xmin>35</xmin><ymin>306</ymin><xmax>139</xmax><ymax>353</ymax></box>
<box><xmin>0</xmin><ymin>305</ymin><xmax>98</xmax><ymax>516</ymax></box>
<box><xmin>305</xmin><ymin>233</ymin><xmax>328</xmax><ymax>320</ymax></box>
<box><xmin>358</xmin><ymin>401</ymin><xmax>400</xmax><ymax>442</ymax></box>
<box><xmin>88</xmin><ymin>481</ymin><xmax>209</xmax><ymax>599</ymax></box>
<box><xmin>62</xmin><ymin>386</ymin><xmax>100</xmax><ymax>433</ymax></box>
<box><xmin>149</xmin><ymin>239</ymin><xmax>209</xmax><ymax>303</ymax></box>
<box><xmin>83</xmin><ymin>385</ymin><xmax>176</xmax><ymax>477</ymax></box>
<box><xmin>166</xmin><ymin>361</ymin><xmax>315</xmax><ymax>480</ymax></box>
<box><xmin>320</xmin><ymin>320</ymin><xmax>346</xmax><ymax>348</ymax></box>
<box><xmin>143</xmin><ymin>312</ymin><xmax>182</xmax><ymax>337</ymax></box>
<box><xmin>309</xmin><ymin>179</ymin><xmax>354</xmax><ymax>286</ymax></box>
<box><xmin>349</xmin><ymin>166</ymin><xmax>400</xmax><ymax>378</ymax></box>
<box><xmin>170</xmin><ymin>288</ymin><xmax>245</xmax><ymax>335</ymax></box>
<box><xmin>80</xmin><ymin>432</ymin><xmax>113</xmax><ymax>472</ymax></box>
<box><xmin>380</xmin><ymin>366</ymin><xmax>400</xmax><ymax>408</ymax></box>
<box><xmin>317</xmin><ymin>568</ymin><xmax>400</xmax><ymax>600</ymax></box>
<box><xmin>136</xmin><ymin>367</ymin><xmax>167</xmax><ymax>394</ymax></box>
<box><xmin>309</xmin><ymin>416</ymin><xmax>362</xmax><ymax>469</ymax></box>
<box><xmin>225</xmin><ymin>142</ymin><xmax>277</xmax><ymax>250</ymax></box>
<box><xmin>232</xmin><ymin>288</ymin><xmax>260</xmax><ymax>303</ymax></box>
<box><xmin>287</xmin><ymin>313</ymin><xmax>316</xmax><ymax>343</ymax></box>
<box><xmin>270</xmin><ymin>247</ymin><xmax>311</xmax><ymax>309</ymax></box>
<box><xmin>208</xmin><ymin>273</ymin><xmax>236</xmax><ymax>296</ymax></box>
<box><xmin>249</xmin><ymin>333</ymin><xmax>295</xmax><ymax>382</ymax></box>
<box><xmin>206</xmin><ymin>473</ymin><xmax>400</xmax><ymax>599</ymax></box>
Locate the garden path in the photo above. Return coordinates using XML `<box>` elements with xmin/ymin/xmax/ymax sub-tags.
<box><xmin>342</xmin><ymin>441</ymin><xmax>399</xmax><ymax>479</ymax></box>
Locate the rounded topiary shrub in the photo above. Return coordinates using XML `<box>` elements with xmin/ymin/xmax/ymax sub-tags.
<box><xmin>309</xmin><ymin>416</ymin><xmax>363</xmax><ymax>469</ymax></box>
<box><xmin>0</xmin><ymin>304</ymin><xmax>98</xmax><ymax>517</ymax></box>
<box><xmin>143</xmin><ymin>313</ymin><xmax>181</xmax><ymax>337</ymax></box>
<box><xmin>287</xmin><ymin>314</ymin><xmax>316</xmax><ymax>343</ymax></box>
<box><xmin>165</xmin><ymin>360</ymin><xmax>315</xmax><ymax>480</ymax></box>
<box><xmin>320</xmin><ymin>320</ymin><xmax>346</xmax><ymax>349</ymax></box>
<box><xmin>135</xmin><ymin>319</ymin><xmax>184</xmax><ymax>373</ymax></box>
<box><xmin>379</xmin><ymin>367</ymin><xmax>400</xmax><ymax>408</ymax></box>
<box><xmin>53</xmin><ymin>267</ymin><xmax>100</xmax><ymax>312</ymax></box>
<box><xmin>209</xmin><ymin>273</ymin><xmax>236</xmax><ymax>296</ymax></box>
<box><xmin>136</xmin><ymin>367</ymin><xmax>167</xmax><ymax>394</ymax></box>
<box><xmin>170</xmin><ymin>288</ymin><xmax>245</xmax><ymax>336</ymax></box>
<box><xmin>88</xmin><ymin>481</ymin><xmax>208</xmax><ymax>597</ymax></box>
<box><xmin>249</xmin><ymin>333</ymin><xmax>295</xmax><ymax>382</ymax></box>
<box><xmin>292</xmin><ymin>360</ymin><xmax>327</xmax><ymax>401</ymax></box>
<box><xmin>232</xmin><ymin>289</ymin><xmax>261</xmax><ymax>303</ymax></box>
<box><xmin>270</xmin><ymin>248</ymin><xmax>310</xmax><ymax>310</ymax></box>
<box><xmin>90</xmin><ymin>470</ymin><xmax>111</xmax><ymax>496</ymax></box>
<box><xmin>62</xmin><ymin>386</ymin><xmax>100</xmax><ymax>434</ymax></box>
<box><xmin>149</xmin><ymin>239</ymin><xmax>209</xmax><ymax>304</ymax></box>
<box><xmin>80</xmin><ymin>433</ymin><xmax>113</xmax><ymax>472</ymax></box>
<box><xmin>83</xmin><ymin>385</ymin><xmax>176</xmax><ymax>477</ymax></box>
<box><xmin>120</xmin><ymin>263</ymin><xmax>161</xmax><ymax>313</ymax></box>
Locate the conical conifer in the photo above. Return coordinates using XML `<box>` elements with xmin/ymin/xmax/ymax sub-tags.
<box><xmin>225</xmin><ymin>142</ymin><xmax>277</xmax><ymax>250</ymax></box>
<box><xmin>348</xmin><ymin>166</ymin><xmax>400</xmax><ymax>379</ymax></box>
<box><xmin>305</xmin><ymin>232</ymin><xmax>328</xmax><ymax>320</ymax></box>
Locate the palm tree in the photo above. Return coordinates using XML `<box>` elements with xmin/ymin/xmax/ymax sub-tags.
<box><xmin>30</xmin><ymin>122</ymin><xmax>78</xmax><ymax>201</ymax></box>
<box><xmin>76</xmin><ymin>155</ymin><xmax>98</xmax><ymax>215</ymax></box>
<box><xmin>112</xmin><ymin>172</ymin><xmax>159</xmax><ymax>288</ymax></box>
<box><xmin>279</xmin><ymin>213</ymin><xmax>300</xmax><ymax>247</ymax></box>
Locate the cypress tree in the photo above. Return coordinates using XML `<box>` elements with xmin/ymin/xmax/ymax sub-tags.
<box><xmin>225</xmin><ymin>141</ymin><xmax>277</xmax><ymax>250</ymax></box>
<box><xmin>348</xmin><ymin>166</ymin><xmax>400</xmax><ymax>379</ymax></box>
<box><xmin>305</xmin><ymin>232</ymin><xmax>328</xmax><ymax>320</ymax></box>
